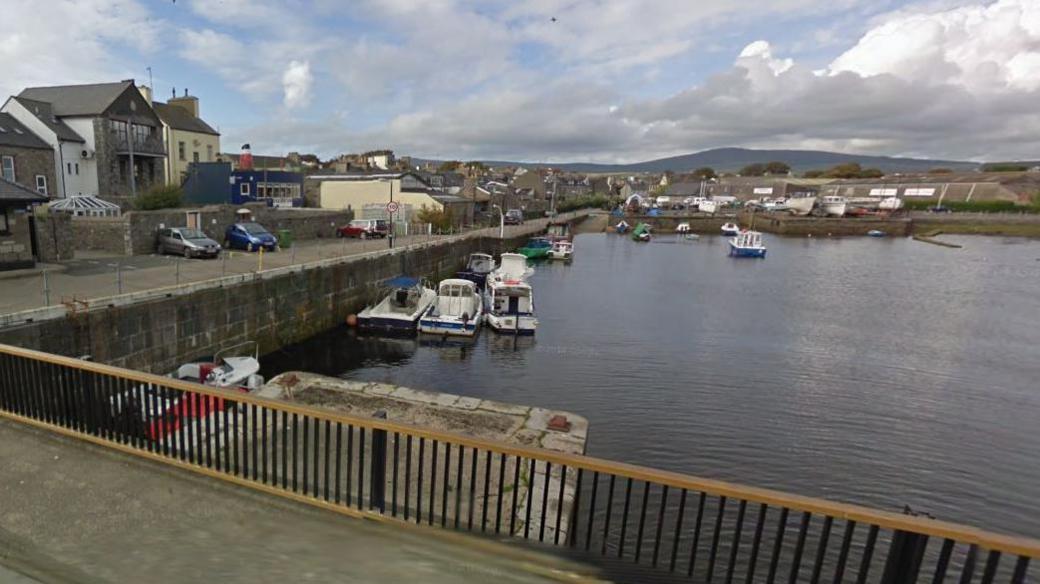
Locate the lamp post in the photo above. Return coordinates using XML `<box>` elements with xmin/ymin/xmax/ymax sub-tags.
<box><xmin>492</xmin><ymin>204</ymin><xmax>504</xmax><ymax>239</ymax></box>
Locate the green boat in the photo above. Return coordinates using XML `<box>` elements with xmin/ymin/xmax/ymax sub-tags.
<box><xmin>632</xmin><ymin>223</ymin><xmax>651</xmax><ymax>242</ymax></box>
<box><xmin>518</xmin><ymin>237</ymin><xmax>552</xmax><ymax>258</ymax></box>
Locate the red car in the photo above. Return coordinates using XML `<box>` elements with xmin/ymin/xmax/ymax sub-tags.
<box><xmin>337</xmin><ymin>219</ymin><xmax>389</xmax><ymax>239</ymax></box>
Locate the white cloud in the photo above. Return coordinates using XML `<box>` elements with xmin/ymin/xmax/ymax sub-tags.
<box><xmin>282</xmin><ymin>60</ymin><xmax>313</xmax><ymax>109</ymax></box>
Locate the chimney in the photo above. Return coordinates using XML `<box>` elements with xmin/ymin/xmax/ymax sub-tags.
<box><xmin>137</xmin><ymin>84</ymin><xmax>153</xmax><ymax>104</ymax></box>
<box><xmin>169</xmin><ymin>91</ymin><xmax>200</xmax><ymax>118</ymax></box>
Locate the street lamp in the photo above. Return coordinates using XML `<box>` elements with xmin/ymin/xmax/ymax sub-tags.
<box><xmin>492</xmin><ymin>204</ymin><xmax>504</xmax><ymax>239</ymax></box>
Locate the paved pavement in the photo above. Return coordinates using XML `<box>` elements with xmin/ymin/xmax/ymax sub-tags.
<box><xmin>0</xmin><ymin>417</ymin><xmax>604</xmax><ymax>584</ymax></box>
<box><xmin>0</xmin><ymin>221</ymin><xmax>552</xmax><ymax>316</ymax></box>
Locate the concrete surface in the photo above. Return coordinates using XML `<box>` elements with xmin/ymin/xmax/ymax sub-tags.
<box><xmin>0</xmin><ymin>417</ymin><xmax>605</xmax><ymax>584</ymax></box>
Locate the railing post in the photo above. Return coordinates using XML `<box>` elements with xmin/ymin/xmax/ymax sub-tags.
<box><xmin>370</xmin><ymin>410</ymin><xmax>387</xmax><ymax>513</ymax></box>
<box><xmin>880</xmin><ymin>530</ymin><xmax>928</xmax><ymax>584</ymax></box>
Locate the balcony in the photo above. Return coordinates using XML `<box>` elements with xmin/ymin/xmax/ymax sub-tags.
<box><xmin>109</xmin><ymin>124</ymin><xmax>166</xmax><ymax>157</ymax></box>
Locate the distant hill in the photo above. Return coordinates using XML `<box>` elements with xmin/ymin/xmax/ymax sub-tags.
<box><xmin>465</xmin><ymin>147</ymin><xmax>979</xmax><ymax>174</ymax></box>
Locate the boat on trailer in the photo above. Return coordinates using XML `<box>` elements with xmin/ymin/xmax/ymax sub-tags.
<box><xmin>419</xmin><ymin>279</ymin><xmax>483</xmax><ymax>337</ymax></box>
<box><xmin>356</xmin><ymin>276</ymin><xmax>437</xmax><ymax>333</ymax></box>
<box><xmin>484</xmin><ymin>254</ymin><xmax>538</xmax><ymax>335</ymax></box>
<box><xmin>729</xmin><ymin>230</ymin><xmax>767</xmax><ymax>258</ymax></box>
<box><xmin>456</xmin><ymin>253</ymin><xmax>496</xmax><ymax>288</ymax></box>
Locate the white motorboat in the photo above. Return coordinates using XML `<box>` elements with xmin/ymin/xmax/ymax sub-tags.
<box><xmin>729</xmin><ymin>230</ymin><xmax>767</xmax><ymax>258</ymax></box>
<box><xmin>419</xmin><ymin>279</ymin><xmax>483</xmax><ymax>337</ymax></box>
<box><xmin>821</xmin><ymin>195</ymin><xmax>848</xmax><ymax>217</ymax></box>
<box><xmin>484</xmin><ymin>256</ymin><xmax>537</xmax><ymax>335</ymax></box>
<box><xmin>721</xmin><ymin>222</ymin><xmax>740</xmax><ymax>236</ymax></box>
<box><xmin>357</xmin><ymin>276</ymin><xmax>436</xmax><ymax>333</ymax></box>
<box><xmin>879</xmin><ymin>197</ymin><xmax>904</xmax><ymax>211</ymax></box>
<box><xmin>457</xmin><ymin>253</ymin><xmax>496</xmax><ymax>288</ymax></box>
<box><xmin>676</xmin><ymin>223</ymin><xmax>691</xmax><ymax>233</ymax></box>
<box><xmin>785</xmin><ymin>194</ymin><xmax>816</xmax><ymax>216</ymax></box>
<box><xmin>547</xmin><ymin>240</ymin><xmax>573</xmax><ymax>260</ymax></box>
<box><xmin>698</xmin><ymin>200</ymin><xmax>718</xmax><ymax>214</ymax></box>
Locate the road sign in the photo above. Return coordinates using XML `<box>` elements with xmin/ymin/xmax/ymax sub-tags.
<box><xmin>386</xmin><ymin>201</ymin><xmax>400</xmax><ymax>214</ymax></box>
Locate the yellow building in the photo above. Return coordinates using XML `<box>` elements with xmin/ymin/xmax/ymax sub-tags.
<box><xmin>149</xmin><ymin>90</ymin><xmax>220</xmax><ymax>186</ymax></box>
<box><xmin>308</xmin><ymin>171</ymin><xmax>474</xmax><ymax>226</ymax></box>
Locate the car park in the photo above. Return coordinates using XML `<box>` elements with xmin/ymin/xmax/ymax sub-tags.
<box><xmin>157</xmin><ymin>227</ymin><xmax>222</xmax><ymax>258</ymax></box>
<box><xmin>224</xmin><ymin>222</ymin><xmax>278</xmax><ymax>251</ymax></box>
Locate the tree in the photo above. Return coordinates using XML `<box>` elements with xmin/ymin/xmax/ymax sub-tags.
<box><xmin>823</xmin><ymin>163</ymin><xmax>863</xmax><ymax>179</ymax></box>
<box><xmin>416</xmin><ymin>206</ymin><xmax>454</xmax><ymax>232</ymax></box>
<box><xmin>764</xmin><ymin>161</ymin><xmax>791</xmax><ymax>175</ymax></box>
<box><xmin>437</xmin><ymin>160</ymin><xmax>462</xmax><ymax>173</ymax></box>
<box><xmin>802</xmin><ymin>170</ymin><xmax>825</xmax><ymax>178</ymax></box>
<box><xmin>692</xmin><ymin>167</ymin><xmax>717</xmax><ymax>180</ymax></box>
<box><xmin>859</xmin><ymin>168</ymin><xmax>884</xmax><ymax>179</ymax></box>
<box><xmin>981</xmin><ymin>163</ymin><xmax>1029</xmax><ymax>172</ymax></box>
<box><xmin>464</xmin><ymin>161</ymin><xmax>488</xmax><ymax>172</ymax></box>
<box><xmin>739</xmin><ymin>163</ymin><xmax>766</xmax><ymax>177</ymax></box>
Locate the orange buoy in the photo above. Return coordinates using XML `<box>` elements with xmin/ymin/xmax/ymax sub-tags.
<box><xmin>346</xmin><ymin>314</ymin><xmax>359</xmax><ymax>327</ymax></box>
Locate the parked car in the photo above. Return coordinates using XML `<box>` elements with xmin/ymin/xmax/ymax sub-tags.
<box><xmin>929</xmin><ymin>205</ymin><xmax>952</xmax><ymax>213</ymax></box>
<box><xmin>336</xmin><ymin>219</ymin><xmax>388</xmax><ymax>239</ymax></box>
<box><xmin>504</xmin><ymin>209</ymin><xmax>524</xmax><ymax>225</ymax></box>
<box><xmin>157</xmin><ymin>227</ymin><xmax>222</xmax><ymax>259</ymax></box>
<box><xmin>224</xmin><ymin>222</ymin><xmax>278</xmax><ymax>251</ymax></box>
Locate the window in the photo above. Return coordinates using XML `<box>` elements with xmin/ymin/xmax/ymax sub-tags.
<box><xmin>67</xmin><ymin>162</ymin><xmax>73</xmax><ymax>175</ymax></box>
<box><xmin>75</xmin><ymin>163</ymin><xmax>79</xmax><ymax>175</ymax></box>
<box><xmin>35</xmin><ymin>175</ymin><xmax>47</xmax><ymax>195</ymax></box>
<box><xmin>240</xmin><ymin>182</ymin><xmax>250</xmax><ymax>196</ymax></box>
<box><xmin>207</xmin><ymin>145</ymin><xmax>213</xmax><ymax>161</ymax></box>
<box><xmin>0</xmin><ymin>209</ymin><xmax>8</xmax><ymax>234</ymax></box>
<box><xmin>178</xmin><ymin>141</ymin><xmax>186</xmax><ymax>161</ymax></box>
<box><xmin>1</xmin><ymin>155</ymin><xmax>14</xmax><ymax>181</ymax></box>
<box><xmin>193</xmin><ymin>151</ymin><xmax>200</xmax><ymax>163</ymax></box>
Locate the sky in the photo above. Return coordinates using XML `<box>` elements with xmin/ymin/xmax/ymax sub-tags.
<box><xmin>1</xmin><ymin>0</ymin><xmax>1038</xmax><ymax>163</ymax></box>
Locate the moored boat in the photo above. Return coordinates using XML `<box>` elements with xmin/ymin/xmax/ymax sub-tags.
<box><xmin>729</xmin><ymin>230</ymin><xmax>767</xmax><ymax>258</ymax></box>
<box><xmin>867</xmin><ymin>229</ymin><xmax>886</xmax><ymax>237</ymax></box>
<box><xmin>456</xmin><ymin>253</ymin><xmax>496</xmax><ymax>288</ymax></box>
<box><xmin>615</xmin><ymin>220</ymin><xmax>630</xmax><ymax>234</ymax></box>
<box><xmin>484</xmin><ymin>254</ymin><xmax>537</xmax><ymax>335</ymax></box>
<box><xmin>632</xmin><ymin>223</ymin><xmax>651</xmax><ymax>241</ymax></box>
<box><xmin>418</xmin><ymin>279</ymin><xmax>483</xmax><ymax>337</ymax></box>
<box><xmin>547</xmin><ymin>240</ymin><xmax>574</xmax><ymax>260</ymax></box>
<box><xmin>356</xmin><ymin>276</ymin><xmax>437</xmax><ymax>333</ymax></box>
<box><xmin>518</xmin><ymin>237</ymin><xmax>552</xmax><ymax>259</ymax></box>
<box><xmin>721</xmin><ymin>222</ymin><xmax>740</xmax><ymax>236</ymax></box>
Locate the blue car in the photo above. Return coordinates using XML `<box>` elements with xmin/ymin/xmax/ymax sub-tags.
<box><xmin>224</xmin><ymin>222</ymin><xmax>278</xmax><ymax>252</ymax></box>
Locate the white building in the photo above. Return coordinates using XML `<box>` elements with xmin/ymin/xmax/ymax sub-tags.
<box><xmin>2</xmin><ymin>96</ymin><xmax>92</xmax><ymax>198</ymax></box>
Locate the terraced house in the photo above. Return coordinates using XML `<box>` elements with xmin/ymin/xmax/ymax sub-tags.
<box><xmin>5</xmin><ymin>80</ymin><xmax>166</xmax><ymax>208</ymax></box>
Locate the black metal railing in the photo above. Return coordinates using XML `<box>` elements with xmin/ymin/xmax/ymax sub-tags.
<box><xmin>0</xmin><ymin>343</ymin><xmax>1036</xmax><ymax>583</ymax></box>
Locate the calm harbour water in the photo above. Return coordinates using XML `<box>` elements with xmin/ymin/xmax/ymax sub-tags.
<box><xmin>264</xmin><ymin>232</ymin><xmax>1040</xmax><ymax>538</ymax></box>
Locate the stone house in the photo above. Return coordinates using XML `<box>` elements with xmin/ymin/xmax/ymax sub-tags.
<box><xmin>0</xmin><ymin>113</ymin><xmax>57</xmax><ymax>198</ymax></box>
<box><xmin>0</xmin><ymin>177</ymin><xmax>48</xmax><ymax>270</ymax></box>
<box><xmin>511</xmin><ymin>169</ymin><xmax>547</xmax><ymax>200</ymax></box>
<box><xmin>1</xmin><ymin>96</ymin><xmax>86</xmax><ymax>198</ymax></box>
<box><xmin>12</xmin><ymin>80</ymin><xmax>167</xmax><ymax>207</ymax></box>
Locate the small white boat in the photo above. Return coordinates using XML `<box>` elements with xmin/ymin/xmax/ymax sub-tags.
<box><xmin>615</xmin><ymin>220</ymin><xmax>630</xmax><ymax>234</ymax></box>
<box><xmin>175</xmin><ymin>341</ymin><xmax>265</xmax><ymax>390</ymax></box>
<box><xmin>721</xmin><ymin>222</ymin><xmax>740</xmax><ymax>236</ymax></box>
<box><xmin>729</xmin><ymin>230</ymin><xmax>767</xmax><ymax>258</ymax></box>
<box><xmin>879</xmin><ymin>197</ymin><xmax>904</xmax><ymax>211</ymax></box>
<box><xmin>357</xmin><ymin>276</ymin><xmax>436</xmax><ymax>333</ymax></box>
<box><xmin>785</xmin><ymin>194</ymin><xmax>816</xmax><ymax>216</ymax></box>
<box><xmin>698</xmin><ymin>200</ymin><xmax>718</xmax><ymax>214</ymax></box>
<box><xmin>485</xmin><ymin>254</ymin><xmax>537</xmax><ymax>335</ymax></box>
<box><xmin>419</xmin><ymin>279</ymin><xmax>483</xmax><ymax>337</ymax></box>
<box><xmin>457</xmin><ymin>253</ymin><xmax>496</xmax><ymax>288</ymax></box>
<box><xmin>821</xmin><ymin>195</ymin><xmax>848</xmax><ymax>217</ymax></box>
<box><xmin>676</xmin><ymin>223</ymin><xmax>691</xmax><ymax>233</ymax></box>
<box><xmin>547</xmin><ymin>240</ymin><xmax>573</xmax><ymax>260</ymax></box>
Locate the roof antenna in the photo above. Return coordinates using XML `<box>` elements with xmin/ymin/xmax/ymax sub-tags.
<box><xmin>172</xmin><ymin>87</ymin><xmax>176</xmax><ymax>98</ymax></box>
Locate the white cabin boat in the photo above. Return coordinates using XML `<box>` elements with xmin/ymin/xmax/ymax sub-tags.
<box><xmin>785</xmin><ymin>194</ymin><xmax>816</xmax><ymax>216</ymax></box>
<box><xmin>879</xmin><ymin>197</ymin><xmax>904</xmax><ymax>211</ymax></box>
<box><xmin>484</xmin><ymin>257</ymin><xmax>538</xmax><ymax>335</ymax></box>
<box><xmin>721</xmin><ymin>222</ymin><xmax>741</xmax><ymax>236</ymax></box>
<box><xmin>729</xmin><ymin>230</ymin><xmax>767</xmax><ymax>258</ymax></box>
<box><xmin>821</xmin><ymin>195</ymin><xmax>848</xmax><ymax>217</ymax></box>
<box><xmin>698</xmin><ymin>200</ymin><xmax>718</xmax><ymax>214</ymax></box>
<box><xmin>419</xmin><ymin>279</ymin><xmax>483</xmax><ymax>336</ymax></box>
<box><xmin>357</xmin><ymin>276</ymin><xmax>436</xmax><ymax>333</ymax></box>
<box><xmin>547</xmin><ymin>240</ymin><xmax>573</xmax><ymax>260</ymax></box>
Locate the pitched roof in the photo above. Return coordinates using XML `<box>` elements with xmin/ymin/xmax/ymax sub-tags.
<box><xmin>152</xmin><ymin>102</ymin><xmax>219</xmax><ymax>136</ymax></box>
<box><xmin>11</xmin><ymin>97</ymin><xmax>84</xmax><ymax>142</ymax></box>
<box><xmin>18</xmin><ymin>81</ymin><xmax>133</xmax><ymax>116</ymax></box>
<box><xmin>0</xmin><ymin>177</ymin><xmax>48</xmax><ymax>203</ymax></box>
<box><xmin>0</xmin><ymin>113</ymin><xmax>51</xmax><ymax>149</ymax></box>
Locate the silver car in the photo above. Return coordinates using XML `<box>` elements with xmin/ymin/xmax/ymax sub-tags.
<box><xmin>157</xmin><ymin>227</ymin><xmax>222</xmax><ymax>259</ymax></box>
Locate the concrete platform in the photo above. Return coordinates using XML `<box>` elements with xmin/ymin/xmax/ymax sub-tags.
<box><xmin>0</xmin><ymin>417</ymin><xmax>605</xmax><ymax>584</ymax></box>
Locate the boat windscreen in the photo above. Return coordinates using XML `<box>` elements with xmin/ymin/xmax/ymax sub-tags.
<box><xmin>384</xmin><ymin>276</ymin><xmax>420</xmax><ymax>288</ymax></box>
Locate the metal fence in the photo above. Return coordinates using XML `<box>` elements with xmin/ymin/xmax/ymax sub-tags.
<box><xmin>0</xmin><ymin>342</ymin><xmax>1035</xmax><ymax>583</ymax></box>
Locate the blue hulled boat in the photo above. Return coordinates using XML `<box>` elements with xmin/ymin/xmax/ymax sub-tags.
<box><xmin>729</xmin><ymin>230</ymin><xmax>767</xmax><ymax>258</ymax></box>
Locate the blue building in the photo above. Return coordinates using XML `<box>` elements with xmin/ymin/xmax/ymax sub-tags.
<box><xmin>182</xmin><ymin>162</ymin><xmax>304</xmax><ymax>207</ymax></box>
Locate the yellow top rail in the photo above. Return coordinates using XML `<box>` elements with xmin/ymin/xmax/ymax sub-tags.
<box><xmin>2</xmin><ymin>342</ymin><xmax>1038</xmax><ymax>559</ymax></box>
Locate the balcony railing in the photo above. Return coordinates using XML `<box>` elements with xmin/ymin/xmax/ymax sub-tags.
<box><xmin>111</xmin><ymin>130</ymin><xmax>166</xmax><ymax>156</ymax></box>
<box><xmin>0</xmin><ymin>342</ymin><xmax>1036</xmax><ymax>583</ymax></box>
